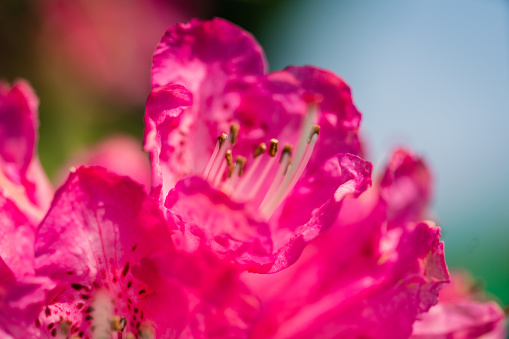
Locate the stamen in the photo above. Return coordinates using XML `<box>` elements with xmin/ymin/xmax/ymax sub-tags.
<box><xmin>204</xmin><ymin>133</ymin><xmax>228</xmax><ymax>181</ymax></box>
<box><xmin>225</xmin><ymin>150</ymin><xmax>234</xmax><ymax>177</ymax></box>
<box><xmin>224</xmin><ymin>156</ymin><xmax>246</xmax><ymax>195</ymax></box>
<box><xmin>261</xmin><ymin>126</ymin><xmax>320</xmax><ymax>218</ymax></box>
<box><xmin>232</xmin><ymin>143</ymin><xmax>266</xmax><ymax>199</ymax></box>
<box><xmin>212</xmin><ymin>150</ymin><xmax>232</xmax><ymax>187</ymax></box>
<box><xmin>268</xmin><ymin>138</ymin><xmax>279</xmax><ymax>157</ymax></box>
<box><xmin>259</xmin><ymin>144</ymin><xmax>293</xmax><ymax>211</ymax></box>
<box><xmin>243</xmin><ymin>139</ymin><xmax>279</xmax><ymax>201</ymax></box>
<box><xmin>253</xmin><ymin>143</ymin><xmax>267</xmax><ymax>158</ymax></box>
<box><xmin>229</xmin><ymin>123</ymin><xmax>240</xmax><ymax>145</ymax></box>
<box><xmin>236</xmin><ymin>156</ymin><xmax>247</xmax><ymax>177</ymax></box>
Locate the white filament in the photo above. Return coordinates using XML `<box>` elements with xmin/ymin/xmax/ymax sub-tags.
<box><xmin>260</xmin><ymin>132</ymin><xmax>318</xmax><ymax>218</ymax></box>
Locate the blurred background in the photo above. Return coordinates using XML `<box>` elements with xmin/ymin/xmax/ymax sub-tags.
<box><xmin>1</xmin><ymin>0</ymin><xmax>508</xmax><ymax>311</ymax></box>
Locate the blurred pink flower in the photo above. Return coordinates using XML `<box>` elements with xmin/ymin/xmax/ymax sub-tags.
<box><xmin>57</xmin><ymin>134</ymin><xmax>152</xmax><ymax>189</ymax></box>
<box><xmin>38</xmin><ymin>0</ymin><xmax>197</xmax><ymax>103</ymax></box>
<box><xmin>145</xmin><ymin>18</ymin><xmax>372</xmax><ymax>273</ymax></box>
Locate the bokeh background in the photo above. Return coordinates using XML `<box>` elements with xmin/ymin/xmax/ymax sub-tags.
<box><xmin>1</xmin><ymin>0</ymin><xmax>508</xmax><ymax>315</ymax></box>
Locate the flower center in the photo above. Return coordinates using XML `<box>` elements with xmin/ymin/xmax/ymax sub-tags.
<box><xmin>202</xmin><ymin>104</ymin><xmax>320</xmax><ymax>219</ymax></box>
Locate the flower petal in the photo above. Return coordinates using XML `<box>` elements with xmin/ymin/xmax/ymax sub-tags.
<box><xmin>411</xmin><ymin>301</ymin><xmax>505</xmax><ymax>339</ymax></box>
<box><xmin>411</xmin><ymin>272</ymin><xmax>507</xmax><ymax>339</ymax></box>
<box><xmin>0</xmin><ymin>80</ymin><xmax>52</xmax><ymax>215</ymax></box>
<box><xmin>34</xmin><ymin>166</ymin><xmax>173</xmax><ymax>337</ymax></box>
<box><xmin>152</xmin><ymin>18</ymin><xmax>267</xmax><ymax>90</ymax></box>
<box><xmin>0</xmin><ymin>193</ymin><xmax>35</xmax><ymax>279</ymax></box>
<box><xmin>380</xmin><ymin>148</ymin><xmax>432</xmax><ymax>225</ymax></box>
<box><xmin>135</xmin><ymin>246</ymin><xmax>260</xmax><ymax>338</ymax></box>
<box><xmin>165</xmin><ymin>176</ymin><xmax>274</xmax><ymax>270</ymax></box>
<box><xmin>246</xmin><ymin>221</ymin><xmax>448</xmax><ymax>339</ymax></box>
<box><xmin>0</xmin><ymin>276</ymin><xmax>56</xmax><ymax>338</ymax></box>
<box><xmin>144</xmin><ymin>83</ymin><xmax>193</xmax><ymax>198</ymax></box>
<box><xmin>166</xmin><ymin>154</ymin><xmax>372</xmax><ymax>273</ymax></box>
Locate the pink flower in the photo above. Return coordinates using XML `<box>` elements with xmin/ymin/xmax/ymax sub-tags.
<box><xmin>0</xmin><ymin>80</ymin><xmax>56</xmax><ymax>338</ymax></box>
<box><xmin>0</xmin><ymin>80</ymin><xmax>53</xmax><ymax>224</ymax></box>
<box><xmin>38</xmin><ymin>0</ymin><xmax>195</xmax><ymax>103</ymax></box>
<box><xmin>144</xmin><ymin>18</ymin><xmax>373</xmax><ymax>273</ymax></box>
<box><xmin>56</xmin><ymin>134</ymin><xmax>152</xmax><ymax>189</ymax></box>
<box><xmin>240</xmin><ymin>148</ymin><xmax>450</xmax><ymax>338</ymax></box>
<box><xmin>411</xmin><ymin>271</ymin><xmax>507</xmax><ymax>338</ymax></box>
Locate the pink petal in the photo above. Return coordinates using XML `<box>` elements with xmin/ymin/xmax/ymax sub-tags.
<box><xmin>34</xmin><ymin>166</ymin><xmax>174</xmax><ymax>337</ymax></box>
<box><xmin>0</xmin><ymin>80</ymin><xmax>53</xmax><ymax>220</ymax></box>
<box><xmin>134</xmin><ymin>246</ymin><xmax>260</xmax><ymax>338</ymax></box>
<box><xmin>144</xmin><ymin>83</ymin><xmax>193</xmax><ymax>197</ymax></box>
<box><xmin>0</xmin><ymin>193</ymin><xmax>35</xmax><ymax>280</ymax></box>
<box><xmin>165</xmin><ymin>176</ymin><xmax>274</xmax><ymax>269</ymax></box>
<box><xmin>246</xmin><ymin>220</ymin><xmax>448</xmax><ymax>339</ymax></box>
<box><xmin>166</xmin><ymin>154</ymin><xmax>372</xmax><ymax>273</ymax></box>
<box><xmin>57</xmin><ymin>134</ymin><xmax>152</xmax><ymax>189</ymax></box>
<box><xmin>411</xmin><ymin>272</ymin><xmax>507</xmax><ymax>339</ymax></box>
<box><xmin>380</xmin><ymin>148</ymin><xmax>432</xmax><ymax>225</ymax></box>
<box><xmin>411</xmin><ymin>301</ymin><xmax>505</xmax><ymax>339</ymax></box>
<box><xmin>151</xmin><ymin>18</ymin><xmax>267</xmax><ymax>90</ymax></box>
<box><xmin>0</xmin><ymin>276</ymin><xmax>56</xmax><ymax>338</ymax></box>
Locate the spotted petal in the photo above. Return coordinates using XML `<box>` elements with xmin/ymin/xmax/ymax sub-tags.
<box><xmin>34</xmin><ymin>166</ymin><xmax>174</xmax><ymax>338</ymax></box>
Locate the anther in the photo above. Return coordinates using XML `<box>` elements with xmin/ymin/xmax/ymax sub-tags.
<box><xmin>218</xmin><ymin>133</ymin><xmax>228</xmax><ymax>147</ymax></box>
<box><xmin>261</xmin><ymin>125</ymin><xmax>320</xmax><ymax>218</ymax></box>
<box><xmin>281</xmin><ymin>144</ymin><xmax>293</xmax><ymax>162</ymax></box>
<box><xmin>235</xmin><ymin>156</ymin><xmax>247</xmax><ymax>177</ymax></box>
<box><xmin>308</xmin><ymin>125</ymin><xmax>320</xmax><ymax>143</ymax></box>
<box><xmin>268</xmin><ymin>139</ymin><xmax>279</xmax><ymax>157</ymax></box>
<box><xmin>204</xmin><ymin>132</ymin><xmax>229</xmax><ymax>180</ymax></box>
<box><xmin>229</xmin><ymin>123</ymin><xmax>240</xmax><ymax>145</ymax></box>
<box><xmin>225</xmin><ymin>150</ymin><xmax>234</xmax><ymax>178</ymax></box>
<box><xmin>253</xmin><ymin>143</ymin><xmax>267</xmax><ymax>158</ymax></box>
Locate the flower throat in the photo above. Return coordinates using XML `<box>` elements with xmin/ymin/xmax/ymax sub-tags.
<box><xmin>202</xmin><ymin>104</ymin><xmax>320</xmax><ymax>220</ymax></box>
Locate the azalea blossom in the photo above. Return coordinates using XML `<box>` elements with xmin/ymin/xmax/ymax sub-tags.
<box><xmin>1</xmin><ymin>17</ymin><xmax>508</xmax><ymax>339</ymax></box>
<box><xmin>145</xmin><ymin>18</ymin><xmax>372</xmax><ymax>273</ymax></box>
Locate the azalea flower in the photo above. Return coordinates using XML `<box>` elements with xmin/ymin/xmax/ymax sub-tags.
<box><xmin>144</xmin><ymin>18</ymin><xmax>373</xmax><ymax>273</ymax></box>
<box><xmin>1</xmin><ymin>17</ymin><xmax>507</xmax><ymax>339</ymax></box>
